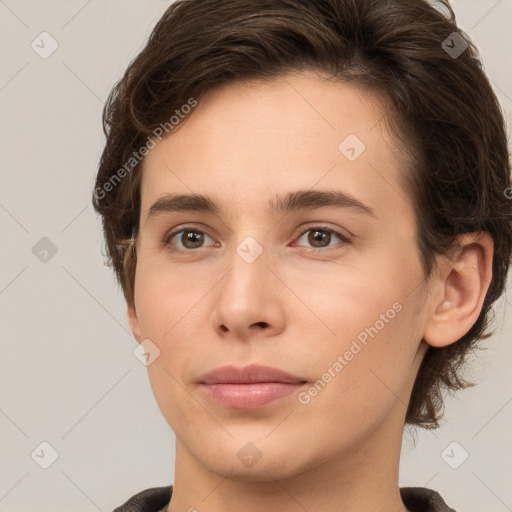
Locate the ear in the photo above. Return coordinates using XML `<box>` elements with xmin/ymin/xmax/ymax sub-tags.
<box><xmin>127</xmin><ymin>300</ymin><xmax>142</xmax><ymax>343</ymax></box>
<box><xmin>423</xmin><ymin>232</ymin><xmax>494</xmax><ymax>348</ymax></box>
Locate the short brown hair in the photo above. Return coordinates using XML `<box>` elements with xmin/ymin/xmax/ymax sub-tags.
<box><xmin>92</xmin><ymin>0</ymin><xmax>512</xmax><ymax>428</ymax></box>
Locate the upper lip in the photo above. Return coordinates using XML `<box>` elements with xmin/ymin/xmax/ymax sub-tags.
<box><xmin>199</xmin><ymin>364</ymin><xmax>308</xmax><ymax>385</ymax></box>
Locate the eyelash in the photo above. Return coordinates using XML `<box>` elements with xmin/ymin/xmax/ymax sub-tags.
<box><xmin>162</xmin><ymin>224</ymin><xmax>353</xmax><ymax>253</ymax></box>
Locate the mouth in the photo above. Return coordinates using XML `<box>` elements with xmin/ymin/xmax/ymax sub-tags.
<box><xmin>198</xmin><ymin>363</ymin><xmax>308</xmax><ymax>409</ymax></box>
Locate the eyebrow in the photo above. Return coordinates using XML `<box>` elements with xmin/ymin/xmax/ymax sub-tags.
<box><xmin>145</xmin><ymin>189</ymin><xmax>376</xmax><ymax>221</ymax></box>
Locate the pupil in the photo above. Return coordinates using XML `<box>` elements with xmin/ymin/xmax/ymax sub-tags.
<box><xmin>309</xmin><ymin>230</ymin><xmax>330</xmax><ymax>247</ymax></box>
<box><xmin>184</xmin><ymin>230</ymin><xmax>203</xmax><ymax>248</ymax></box>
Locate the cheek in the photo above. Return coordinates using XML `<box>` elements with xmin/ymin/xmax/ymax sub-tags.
<box><xmin>291</xmin><ymin>260</ymin><xmax>424</xmax><ymax>428</ymax></box>
<box><xmin>304</xmin><ymin>296</ymin><xmax>422</xmax><ymax>435</ymax></box>
<box><xmin>133</xmin><ymin>258</ymin><xmax>210</xmax><ymax>338</ymax></box>
<box><xmin>133</xmin><ymin>260</ymin><xmax>218</xmax><ymax>416</ymax></box>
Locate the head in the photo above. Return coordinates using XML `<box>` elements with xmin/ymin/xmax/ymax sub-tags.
<box><xmin>92</xmin><ymin>0</ymin><xmax>511</xmax><ymax>479</ymax></box>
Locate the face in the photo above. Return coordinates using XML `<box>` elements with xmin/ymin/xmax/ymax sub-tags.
<box><xmin>128</xmin><ymin>71</ymin><xmax>431</xmax><ymax>481</ymax></box>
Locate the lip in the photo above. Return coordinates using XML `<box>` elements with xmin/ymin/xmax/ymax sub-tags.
<box><xmin>198</xmin><ymin>364</ymin><xmax>308</xmax><ymax>409</ymax></box>
<box><xmin>199</xmin><ymin>364</ymin><xmax>307</xmax><ymax>385</ymax></box>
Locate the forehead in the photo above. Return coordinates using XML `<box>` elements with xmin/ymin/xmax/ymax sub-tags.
<box><xmin>139</xmin><ymin>72</ymin><xmax>411</xmax><ymax>224</ymax></box>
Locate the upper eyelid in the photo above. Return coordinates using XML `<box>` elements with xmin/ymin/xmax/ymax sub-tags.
<box><xmin>165</xmin><ymin>225</ymin><xmax>214</xmax><ymax>241</ymax></box>
<box><xmin>165</xmin><ymin>223</ymin><xmax>348</xmax><ymax>238</ymax></box>
<box><xmin>294</xmin><ymin>226</ymin><xmax>353</xmax><ymax>246</ymax></box>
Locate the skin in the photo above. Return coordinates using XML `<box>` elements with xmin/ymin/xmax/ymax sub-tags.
<box><xmin>126</xmin><ymin>71</ymin><xmax>493</xmax><ymax>512</ymax></box>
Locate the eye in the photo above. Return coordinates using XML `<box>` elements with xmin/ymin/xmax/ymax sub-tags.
<box><xmin>163</xmin><ymin>227</ymin><xmax>217</xmax><ymax>251</ymax></box>
<box><xmin>293</xmin><ymin>225</ymin><xmax>352</xmax><ymax>251</ymax></box>
<box><xmin>163</xmin><ymin>224</ymin><xmax>352</xmax><ymax>253</ymax></box>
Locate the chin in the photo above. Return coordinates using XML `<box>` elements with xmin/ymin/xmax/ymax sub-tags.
<box><xmin>188</xmin><ymin>434</ymin><xmax>316</xmax><ymax>483</ymax></box>
<box><xmin>203</xmin><ymin>454</ymin><xmax>305</xmax><ymax>483</ymax></box>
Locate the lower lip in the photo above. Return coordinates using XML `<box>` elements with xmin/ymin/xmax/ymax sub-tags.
<box><xmin>200</xmin><ymin>382</ymin><xmax>306</xmax><ymax>409</ymax></box>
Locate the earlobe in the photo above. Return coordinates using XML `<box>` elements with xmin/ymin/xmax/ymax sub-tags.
<box><xmin>423</xmin><ymin>232</ymin><xmax>494</xmax><ymax>349</ymax></box>
<box><xmin>127</xmin><ymin>301</ymin><xmax>142</xmax><ymax>343</ymax></box>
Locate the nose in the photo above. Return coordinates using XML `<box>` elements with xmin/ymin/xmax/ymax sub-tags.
<box><xmin>210</xmin><ymin>244</ymin><xmax>286</xmax><ymax>342</ymax></box>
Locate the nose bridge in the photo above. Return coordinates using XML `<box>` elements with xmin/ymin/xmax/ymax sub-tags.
<box><xmin>211</xmin><ymin>230</ymin><xmax>285</xmax><ymax>337</ymax></box>
<box><xmin>235</xmin><ymin>231</ymin><xmax>267</xmax><ymax>266</ymax></box>
<box><xmin>224</xmin><ymin>233</ymin><xmax>269</xmax><ymax>301</ymax></box>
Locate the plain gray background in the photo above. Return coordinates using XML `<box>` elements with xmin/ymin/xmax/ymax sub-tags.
<box><xmin>1</xmin><ymin>1</ymin><xmax>511</xmax><ymax>511</ymax></box>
